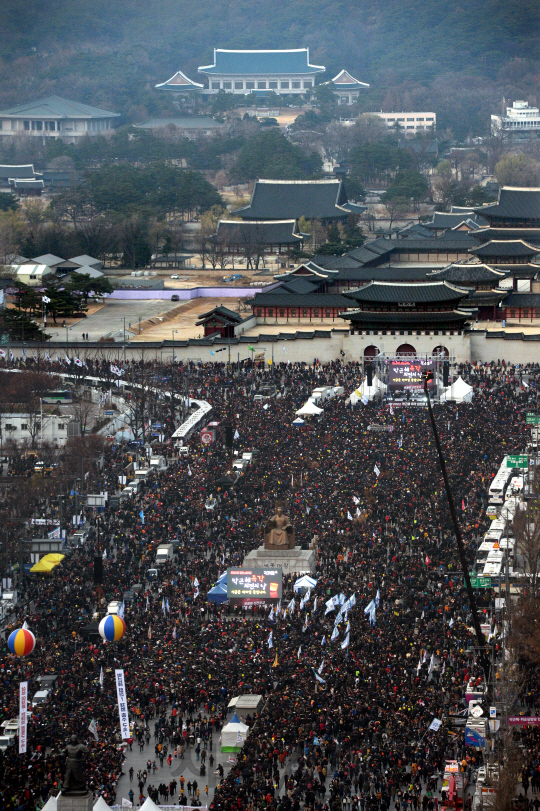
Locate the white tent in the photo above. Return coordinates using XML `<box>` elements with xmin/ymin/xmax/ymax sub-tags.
<box><xmin>294</xmin><ymin>574</ymin><xmax>317</xmax><ymax>592</ymax></box>
<box><xmin>441</xmin><ymin>376</ymin><xmax>473</xmax><ymax>403</ymax></box>
<box><xmin>295</xmin><ymin>400</ymin><xmax>323</xmax><ymax>416</ymax></box>
<box><xmin>41</xmin><ymin>797</ymin><xmax>57</xmax><ymax>811</ymax></box>
<box><xmin>139</xmin><ymin>798</ymin><xmax>162</xmax><ymax>811</ymax></box>
<box><xmin>350</xmin><ymin>376</ymin><xmax>386</xmax><ymax>404</ymax></box>
<box><xmin>221</xmin><ymin>712</ymin><xmax>249</xmax><ymax>752</ymax></box>
<box><xmin>93</xmin><ymin>798</ymin><xmax>112</xmax><ymax>811</ymax></box>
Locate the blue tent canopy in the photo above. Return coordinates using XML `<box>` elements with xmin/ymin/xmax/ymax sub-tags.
<box><xmin>207</xmin><ymin>580</ymin><xmax>228</xmax><ymax>604</ymax></box>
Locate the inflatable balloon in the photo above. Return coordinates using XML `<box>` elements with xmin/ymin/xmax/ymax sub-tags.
<box><xmin>99</xmin><ymin>614</ymin><xmax>126</xmax><ymax>642</ymax></box>
<box><xmin>8</xmin><ymin>628</ymin><xmax>36</xmax><ymax>656</ymax></box>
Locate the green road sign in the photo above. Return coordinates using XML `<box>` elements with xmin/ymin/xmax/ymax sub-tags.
<box><xmin>507</xmin><ymin>455</ymin><xmax>528</xmax><ymax>468</ymax></box>
<box><xmin>470</xmin><ymin>577</ymin><xmax>492</xmax><ymax>588</ymax></box>
<box><xmin>526</xmin><ymin>414</ymin><xmax>540</xmax><ymax>425</ymax></box>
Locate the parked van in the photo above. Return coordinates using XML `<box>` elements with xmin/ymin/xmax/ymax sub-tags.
<box><xmin>134</xmin><ymin>468</ymin><xmax>150</xmax><ymax>481</ymax></box>
<box><xmin>32</xmin><ymin>689</ymin><xmax>50</xmax><ymax>708</ymax></box>
<box><xmin>1</xmin><ymin>719</ymin><xmax>19</xmax><ymax>739</ymax></box>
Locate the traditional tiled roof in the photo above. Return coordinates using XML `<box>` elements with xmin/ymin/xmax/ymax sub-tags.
<box><xmin>232</xmin><ymin>179</ymin><xmax>365</xmax><ymax>220</ymax></box>
<box><xmin>198</xmin><ymin>49</ymin><xmax>325</xmax><ymax>76</ymax></box>
<box><xmin>505</xmin><ymin>292</ymin><xmax>540</xmax><ymax>307</ymax></box>
<box><xmin>216</xmin><ymin>219</ymin><xmax>302</xmax><ymax>245</ymax></box>
<box><xmin>0</xmin><ymin>164</ymin><xmax>37</xmax><ymax>180</ymax></box>
<box><xmin>344</xmin><ymin>280</ymin><xmax>468</xmax><ymax>305</ymax></box>
<box><xmin>71</xmin><ymin>266</ymin><xmax>104</xmax><ymax>279</ymax></box>
<box><xmin>275</xmin><ymin>261</ymin><xmax>339</xmax><ymax>281</ymax></box>
<box><xmin>0</xmin><ymin>95</ymin><xmax>119</xmax><ymax>119</ymax></box>
<box><xmin>474</xmin><ymin>187</ymin><xmax>540</xmax><ymax>221</ymax></box>
<box><xmin>338</xmin><ymin>266</ymin><xmax>434</xmax><ymax>282</ymax></box>
<box><xmin>330</xmin><ymin>70</ymin><xmax>370</xmax><ymax>89</ymax></box>
<box><xmin>196</xmin><ymin>305</ymin><xmax>245</xmax><ymax>325</ymax></box>
<box><xmin>472</xmin><ymin>227</ymin><xmax>540</xmax><ymax>245</ymax></box>
<box><xmin>340</xmin><ymin>309</ymin><xmax>472</xmax><ymax>325</ymax></box>
<box><xmin>155</xmin><ymin>71</ymin><xmax>204</xmax><ymax>90</ymax></box>
<box><xmin>426</xmin><ymin>212</ymin><xmax>488</xmax><ymax>229</ymax></box>
<box><xmin>429</xmin><ymin>263</ymin><xmax>506</xmax><ymax>283</ymax></box>
<box><xmin>9</xmin><ymin>179</ymin><xmax>44</xmax><ymax>190</ymax></box>
<box><xmin>469</xmin><ymin>239</ymin><xmax>539</xmax><ymax>257</ymax></box>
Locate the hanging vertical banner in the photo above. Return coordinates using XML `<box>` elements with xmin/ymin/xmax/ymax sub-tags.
<box><xmin>115</xmin><ymin>669</ymin><xmax>130</xmax><ymax>739</ymax></box>
<box><xmin>19</xmin><ymin>682</ymin><xmax>28</xmax><ymax>753</ymax></box>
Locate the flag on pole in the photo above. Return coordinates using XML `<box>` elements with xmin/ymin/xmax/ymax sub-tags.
<box><xmin>318</xmin><ymin>659</ymin><xmax>325</xmax><ymax>674</ymax></box>
<box><xmin>312</xmin><ymin>668</ymin><xmax>326</xmax><ymax>684</ymax></box>
<box><xmin>428</xmin><ymin>718</ymin><xmax>442</xmax><ymax>732</ymax></box>
<box><xmin>374</xmin><ymin>464</ymin><xmax>381</xmax><ymax>478</ymax></box>
<box><xmin>330</xmin><ymin>626</ymin><xmax>339</xmax><ymax>642</ymax></box>
<box><xmin>272</xmin><ymin>651</ymin><xmax>278</xmax><ymax>668</ymax></box>
<box><xmin>321</xmin><ymin>635</ymin><xmax>326</xmax><ymax>646</ymax></box>
<box><xmin>375</xmin><ymin>589</ymin><xmax>380</xmax><ymax>608</ymax></box>
<box><xmin>99</xmin><ymin>667</ymin><xmax>104</xmax><ymax>688</ymax></box>
<box><xmin>234</xmin><ymin>429</ymin><xmax>240</xmax><ymax>440</ymax></box>
<box><xmin>267</xmin><ymin>631</ymin><xmax>273</xmax><ymax>649</ymax></box>
<box><xmin>347</xmin><ymin>511</ymin><xmax>353</xmax><ymax>520</ymax></box>
<box><xmin>172</xmin><ymin>625</ymin><xmax>177</xmax><ymax>639</ymax></box>
<box><xmin>325</xmin><ymin>598</ymin><xmax>335</xmax><ymax>615</ymax></box>
<box><xmin>297</xmin><ymin>645</ymin><xmax>302</xmax><ymax>658</ymax></box>
<box><xmin>88</xmin><ymin>718</ymin><xmax>99</xmax><ymax>742</ymax></box>
<box><xmin>42</xmin><ymin>295</ymin><xmax>51</xmax><ymax>304</ymax></box>
<box><xmin>341</xmin><ymin>633</ymin><xmax>350</xmax><ymax>649</ymax></box>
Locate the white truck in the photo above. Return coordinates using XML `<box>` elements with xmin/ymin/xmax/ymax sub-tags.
<box><xmin>149</xmin><ymin>456</ymin><xmax>168</xmax><ymax>471</ymax></box>
<box><xmin>155</xmin><ymin>544</ymin><xmax>174</xmax><ymax>565</ymax></box>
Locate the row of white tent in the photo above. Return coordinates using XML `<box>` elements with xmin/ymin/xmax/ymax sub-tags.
<box><xmin>43</xmin><ymin>796</ymin><xmax>207</xmax><ymax>811</ymax></box>
<box><xmin>349</xmin><ymin>375</ymin><xmax>473</xmax><ymax>404</ymax></box>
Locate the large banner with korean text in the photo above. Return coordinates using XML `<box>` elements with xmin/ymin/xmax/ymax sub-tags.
<box><xmin>115</xmin><ymin>669</ymin><xmax>130</xmax><ymax>739</ymax></box>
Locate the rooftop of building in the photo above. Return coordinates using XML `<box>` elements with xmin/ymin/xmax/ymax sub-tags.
<box><xmin>232</xmin><ymin>178</ymin><xmax>365</xmax><ymax>220</ymax></box>
<box><xmin>154</xmin><ymin>70</ymin><xmax>204</xmax><ymax>91</ymax></box>
<box><xmin>474</xmin><ymin>186</ymin><xmax>540</xmax><ymax>221</ymax></box>
<box><xmin>0</xmin><ymin>95</ymin><xmax>119</xmax><ymax>119</ymax></box>
<box><xmin>198</xmin><ymin>49</ymin><xmax>325</xmax><ymax>76</ymax></box>
<box><xmin>344</xmin><ymin>279</ymin><xmax>468</xmax><ymax>305</ymax></box>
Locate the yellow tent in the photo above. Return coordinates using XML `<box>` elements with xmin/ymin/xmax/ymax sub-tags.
<box><xmin>29</xmin><ymin>554</ymin><xmax>65</xmax><ymax>573</ymax></box>
<box><xmin>42</xmin><ymin>554</ymin><xmax>65</xmax><ymax>564</ymax></box>
<box><xmin>30</xmin><ymin>559</ymin><xmax>56</xmax><ymax>573</ymax></box>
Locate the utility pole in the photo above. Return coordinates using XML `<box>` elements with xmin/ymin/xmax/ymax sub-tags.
<box><xmin>423</xmin><ymin>374</ymin><xmax>491</xmax><ymax>684</ymax></box>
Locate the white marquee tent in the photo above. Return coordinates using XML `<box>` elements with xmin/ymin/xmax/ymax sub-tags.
<box><xmin>93</xmin><ymin>798</ymin><xmax>112</xmax><ymax>811</ymax></box>
<box><xmin>350</xmin><ymin>376</ymin><xmax>387</xmax><ymax>404</ymax></box>
<box><xmin>221</xmin><ymin>712</ymin><xmax>249</xmax><ymax>752</ymax></box>
<box><xmin>295</xmin><ymin>400</ymin><xmax>323</xmax><ymax>416</ymax></box>
<box><xmin>441</xmin><ymin>376</ymin><xmax>473</xmax><ymax>403</ymax></box>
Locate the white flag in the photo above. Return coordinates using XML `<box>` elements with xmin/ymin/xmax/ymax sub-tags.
<box><xmin>428</xmin><ymin>718</ymin><xmax>442</xmax><ymax>732</ymax></box>
<box><xmin>341</xmin><ymin>632</ymin><xmax>350</xmax><ymax>649</ymax></box>
<box><xmin>122</xmin><ymin>799</ymin><xmax>133</xmax><ymax>808</ymax></box>
<box><xmin>234</xmin><ymin>429</ymin><xmax>240</xmax><ymax>440</ymax></box>
<box><xmin>88</xmin><ymin>718</ymin><xmax>99</xmax><ymax>742</ymax></box>
<box><xmin>347</xmin><ymin>511</ymin><xmax>353</xmax><ymax>520</ymax></box>
<box><xmin>325</xmin><ymin>598</ymin><xmax>335</xmax><ymax>615</ymax></box>
<box><xmin>74</xmin><ymin>357</ymin><xmax>84</xmax><ymax>367</ymax></box>
<box><xmin>374</xmin><ymin>464</ymin><xmax>381</xmax><ymax>478</ymax></box>
<box><xmin>267</xmin><ymin>631</ymin><xmax>273</xmax><ymax>649</ymax></box>
<box><xmin>318</xmin><ymin>659</ymin><xmax>325</xmax><ymax>674</ymax></box>
<box><xmin>297</xmin><ymin>645</ymin><xmax>302</xmax><ymax>658</ymax></box>
<box><xmin>352</xmin><ymin>496</ymin><xmax>359</xmax><ymax>505</ymax></box>
<box><xmin>330</xmin><ymin>626</ymin><xmax>339</xmax><ymax>642</ymax></box>
<box><xmin>99</xmin><ymin>667</ymin><xmax>104</xmax><ymax>688</ymax></box>
<box><xmin>65</xmin><ymin>355</ymin><xmax>71</xmax><ymax>364</ymax></box>
<box><xmin>42</xmin><ymin>295</ymin><xmax>51</xmax><ymax>304</ymax></box>
<box><xmin>188</xmin><ymin>465</ymin><xmax>192</xmax><ymax>476</ymax></box>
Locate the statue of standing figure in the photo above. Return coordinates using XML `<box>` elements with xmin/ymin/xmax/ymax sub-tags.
<box><xmin>264</xmin><ymin>506</ymin><xmax>295</xmax><ymax>550</ymax></box>
<box><xmin>62</xmin><ymin>735</ymin><xmax>90</xmax><ymax>795</ymax></box>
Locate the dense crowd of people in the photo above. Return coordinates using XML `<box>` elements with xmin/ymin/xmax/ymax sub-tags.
<box><xmin>0</xmin><ymin>359</ymin><xmax>538</xmax><ymax>811</ymax></box>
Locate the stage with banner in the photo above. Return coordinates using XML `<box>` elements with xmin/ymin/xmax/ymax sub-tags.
<box><xmin>364</xmin><ymin>352</ymin><xmax>453</xmax><ymax>402</ymax></box>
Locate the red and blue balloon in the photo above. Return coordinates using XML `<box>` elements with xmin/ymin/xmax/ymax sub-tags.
<box><xmin>99</xmin><ymin>614</ymin><xmax>126</xmax><ymax>642</ymax></box>
<box><xmin>8</xmin><ymin>628</ymin><xmax>36</xmax><ymax>656</ymax></box>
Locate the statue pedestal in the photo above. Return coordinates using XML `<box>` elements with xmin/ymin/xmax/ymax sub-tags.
<box><xmin>58</xmin><ymin>793</ymin><xmax>93</xmax><ymax>811</ymax></box>
<box><xmin>243</xmin><ymin>545</ymin><xmax>316</xmax><ymax>575</ymax></box>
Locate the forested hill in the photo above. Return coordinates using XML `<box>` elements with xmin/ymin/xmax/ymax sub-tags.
<box><xmin>1</xmin><ymin>0</ymin><xmax>539</xmax><ymax>133</ymax></box>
